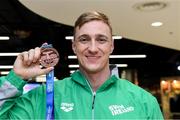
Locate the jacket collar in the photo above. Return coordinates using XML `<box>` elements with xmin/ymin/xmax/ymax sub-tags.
<box><xmin>71</xmin><ymin>65</ymin><xmax>119</xmax><ymax>92</ymax></box>
<box><xmin>71</xmin><ymin>70</ymin><xmax>87</xmax><ymax>87</ymax></box>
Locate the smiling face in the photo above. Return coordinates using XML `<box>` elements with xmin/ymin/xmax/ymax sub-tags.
<box><xmin>73</xmin><ymin>20</ymin><xmax>114</xmax><ymax>74</ymax></box>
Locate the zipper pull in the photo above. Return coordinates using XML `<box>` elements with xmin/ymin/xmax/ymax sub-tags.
<box><xmin>92</xmin><ymin>92</ymin><xmax>96</xmax><ymax>109</ymax></box>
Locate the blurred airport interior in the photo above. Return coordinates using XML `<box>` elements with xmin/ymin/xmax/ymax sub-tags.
<box><xmin>0</xmin><ymin>0</ymin><xmax>180</xmax><ymax>119</ymax></box>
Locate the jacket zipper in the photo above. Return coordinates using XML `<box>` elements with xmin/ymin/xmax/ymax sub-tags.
<box><xmin>85</xmin><ymin>78</ymin><xmax>96</xmax><ymax>120</ymax></box>
<box><xmin>92</xmin><ymin>92</ymin><xmax>96</xmax><ymax>120</ymax></box>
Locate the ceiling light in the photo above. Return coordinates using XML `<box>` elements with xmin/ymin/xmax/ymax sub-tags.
<box><xmin>133</xmin><ymin>1</ymin><xmax>167</xmax><ymax>12</ymax></box>
<box><xmin>151</xmin><ymin>22</ymin><xmax>163</xmax><ymax>27</ymax></box>
<box><xmin>68</xmin><ymin>55</ymin><xmax>146</xmax><ymax>59</ymax></box>
<box><xmin>70</xmin><ymin>70</ymin><xmax>76</xmax><ymax>74</ymax></box>
<box><xmin>65</xmin><ymin>36</ymin><xmax>74</xmax><ymax>40</ymax></box>
<box><xmin>0</xmin><ymin>53</ymin><xmax>20</xmax><ymax>56</ymax></box>
<box><xmin>68</xmin><ymin>65</ymin><xmax>79</xmax><ymax>68</ymax></box>
<box><xmin>68</xmin><ymin>56</ymin><xmax>77</xmax><ymax>59</ymax></box>
<box><xmin>0</xmin><ymin>71</ymin><xmax>9</xmax><ymax>75</ymax></box>
<box><xmin>112</xmin><ymin>36</ymin><xmax>122</xmax><ymax>40</ymax></box>
<box><xmin>110</xmin><ymin>55</ymin><xmax>146</xmax><ymax>58</ymax></box>
<box><xmin>173</xmin><ymin>80</ymin><xmax>177</xmax><ymax>84</ymax></box>
<box><xmin>68</xmin><ymin>64</ymin><xmax>127</xmax><ymax>68</ymax></box>
<box><xmin>65</xmin><ymin>35</ymin><xmax>122</xmax><ymax>40</ymax></box>
<box><xmin>115</xmin><ymin>64</ymin><xmax>128</xmax><ymax>67</ymax></box>
<box><xmin>161</xmin><ymin>80</ymin><xmax>166</xmax><ymax>84</ymax></box>
<box><xmin>0</xmin><ymin>36</ymin><xmax>10</xmax><ymax>40</ymax></box>
<box><xmin>0</xmin><ymin>65</ymin><xmax>13</xmax><ymax>69</ymax></box>
<box><xmin>178</xmin><ymin>66</ymin><xmax>180</xmax><ymax>71</ymax></box>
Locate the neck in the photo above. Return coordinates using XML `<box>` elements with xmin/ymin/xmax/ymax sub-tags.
<box><xmin>80</xmin><ymin>65</ymin><xmax>111</xmax><ymax>92</ymax></box>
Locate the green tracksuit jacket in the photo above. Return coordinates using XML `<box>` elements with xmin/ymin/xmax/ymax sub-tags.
<box><xmin>0</xmin><ymin>70</ymin><xmax>164</xmax><ymax>119</ymax></box>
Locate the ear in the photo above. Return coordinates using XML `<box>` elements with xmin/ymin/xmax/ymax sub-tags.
<box><xmin>110</xmin><ymin>39</ymin><xmax>114</xmax><ymax>54</ymax></box>
<box><xmin>72</xmin><ymin>39</ymin><xmax>76</xmax><ymax>54</ymax></box>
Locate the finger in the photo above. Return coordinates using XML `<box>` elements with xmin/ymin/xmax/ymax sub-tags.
<box><xmin>33</xmin><ymin>47</ymin><xmax>41</xmax><ymax>63</ymax></box>
<box><xmin>39</xmin><ymin>67</ymin><xmax>54</xmax><ymax>75</ymax></box>
<box><xmin>22</xmin><ymin>51</ymin><xmax>29</xmax><ymax>65</ymax></box>
<box><xmin>28</xmin><ymin>49</ymin><xmax>35</xmax><ymax>65</ymax></box>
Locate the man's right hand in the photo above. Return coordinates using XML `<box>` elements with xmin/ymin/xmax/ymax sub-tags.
<box><xmin>13</xmin><ymin>47</ymin><xmax>54</xmax><ymax>80</ymax></box>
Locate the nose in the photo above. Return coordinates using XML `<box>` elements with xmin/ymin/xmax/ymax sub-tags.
<box><xmin>88</xmin><ymin>40</ymin><xmax>98</xmax><ymax>53</ymax></box>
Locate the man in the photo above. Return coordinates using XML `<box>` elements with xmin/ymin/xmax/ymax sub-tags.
<box><xmin>0</xmin><ymin>11</ymin><xmax>163</xmax><ymax>119</ymax></box>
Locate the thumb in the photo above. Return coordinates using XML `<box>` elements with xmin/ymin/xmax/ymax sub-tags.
<box><xmin>39</xmin><ymin>67</ymin><xmax>54</xmax><ymax>75</ymax></box>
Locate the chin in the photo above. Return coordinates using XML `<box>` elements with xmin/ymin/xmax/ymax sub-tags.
<box><xmin>84</xmin><ymin>65</ymin><xmax>102</xmax><ymax>73</ymax></box>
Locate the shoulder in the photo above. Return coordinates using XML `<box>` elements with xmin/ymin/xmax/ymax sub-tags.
<box><xmin>54</xmin><ymin>76</ymin><xmax>74</xmax><ymax>91</ymax></box>
<box><xmin>116</xmin><ymin>78</ymin><xmax>160</xmax><ymax>111</ymax></box>
<box><xmin>115</xmin><ymin>78</ymin><xmax>163</xmax><ymax>118</ymax></box>
<box><xmin>54</xmin><ymin>77</ymin><xmax>72</xmax><ymax>86</ymax></box>
<box><xmin>116</xmin><ymin>77</ymin><xmax>156</xmax><ymax>101</ymax></box>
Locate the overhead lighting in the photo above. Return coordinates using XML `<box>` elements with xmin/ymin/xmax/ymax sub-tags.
<box><xmin>0</xmin><ymin>65</ymin><xmax>13</xmax><ymax>69</ymax></box>
<box><xmin>133</xmin><ymin>1</ymin><xmax>167</xmax><ymax>12</ymax></box>
<box><xmin>68</xmin><ymin>56</ymin><xmax>77</xmax><ymax>59</ymax></box>
<box><xmin>0</xmin><ymin>53</ymin><xmax>20</xmax><ymax>56</ymax></box>
<box><xmin>0</xmin><ymin>71</ymin><xmax>9</xmax><ymax>75</ymax></box>
<box><xmin>173</xmin><ymin>80</ymin><xmax>177</xmax><ymax>84</ymax></box>
<box><xmin>161</xmin><ymin>80</ymin><xmax>166</xmax><ymax>84</ymax></box>
<box><xmin>178</xmin><ymin>65</ymin><xmax>180</xmax><ymax>71</ymax></box>
<box><xmin>68</xmin><ymin>55</ymin><xmax>146</xmax><ymax>59</ymax></box>
<box><xmin>68</xmin><ymin>64</ymin><xmax>127</xmax><ymax>68</ymax></box>
<box><xmin>65</xmin><ymin>35</ymin><xmax>122</xmax><ymax>40</ymax></box>
<box><xmin>116</xmin><ymin>64</ymin><xmax>128</xmax><ymax>67</ymax></box>
<box><xmin>112</xmin><ymin>36</ymin><xmax>122</xmax><ymax>40</ymax></box>
<box><xmin>0</xmin><ymin>36</ymin><xmax>10</xmax><ymax>40</ymax></box>
<box><xmin>110</xmin><ymin>55</ymin><xmax>146</xmax><ymax>58</ymax></box>
<box><xmin>65</xmin><ymin>36</ymin><xmax>74</xmax><ymax>40</ymax></box>
<box><xmin>70</xmin><ymin>70</ymin><xmax>76</xmax><ymax>74</ymax></box>
<box><xmin>151</xmin><ymin>22</ymin><xmax>163</xmax><ymax>27</ymax></box>
<box><xmin>68</xmin><ymin>65</ymin><xmax>79</xmax><ymax>68</ymax></box>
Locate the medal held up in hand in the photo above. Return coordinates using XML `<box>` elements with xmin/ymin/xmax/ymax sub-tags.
<box><xmin>40</xmin><ymin>43</ymin><xmax>59</xmax><ymax>68</ymax></box>
<box><xmin>40</xmin><ymin>43</ymin><xmax>59</xmax><ymax>120</ymax></box>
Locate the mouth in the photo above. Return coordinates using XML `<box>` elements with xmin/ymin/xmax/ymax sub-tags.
<box><xmin>85</xmin><ymin>55</ymin><xmax>101</xmax><ymax>62</ymax></box>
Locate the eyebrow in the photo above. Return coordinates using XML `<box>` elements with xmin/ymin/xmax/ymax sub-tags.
<box><xmin>95</xmin><ymin>34</ymin><xmax>108</xmax><ymax>39</ymax></box>
<box><xmin>77</xmin><ymin>34</ymin><xmax>89</xmax><ymax>39</ymax></box>
<box><xmin>77</xmin><ymin>34</ymin><xmax>109</xmax><ymax>39</ymax></box>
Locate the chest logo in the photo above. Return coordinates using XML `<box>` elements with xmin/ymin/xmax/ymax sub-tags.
<box><xmin>109</xmin><ymin>105</ymin><xmax>134</xmax><ymax>116</ymax></box>
<box><xmin>60</xmin><ymin>102</ymin><xmax>74</xmax><ymax>112</ymax></box>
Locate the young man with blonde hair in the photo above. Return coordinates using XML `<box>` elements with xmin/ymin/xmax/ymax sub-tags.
<box><xmin>0</xmin><ymin>11</ymin><xmax>163</xmax><ymax>119</ymax></box>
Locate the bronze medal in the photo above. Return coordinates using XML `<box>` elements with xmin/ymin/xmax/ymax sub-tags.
<box><xmin>40</xmin><ymin>48</ymin><xmax>59</xmax><ymax>68</ymax></box>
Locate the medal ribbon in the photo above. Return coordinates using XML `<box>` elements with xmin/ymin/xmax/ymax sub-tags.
<box><xmin>46</xmin><ymin>70</ymin><xmax>54</xmax><ymax>120</ymax></box>
<box><xmin>41</xmin><ymin>43</ymin><xmax>54</xmax><ymax>120</ymax></box>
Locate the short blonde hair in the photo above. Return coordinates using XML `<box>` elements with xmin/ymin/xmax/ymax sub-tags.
<box><xmin>74</xmin><ymin>11</ymin><xmax>112</xmax><ymax>37</ymax></box>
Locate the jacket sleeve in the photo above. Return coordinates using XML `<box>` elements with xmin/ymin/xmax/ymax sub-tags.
<box><xmin>0</xmin><ymin>70</ymin><xmax>46</xmax><ymax>119</ymax></box>
<box><xmin>146</xmin><ymin>95</ymin><xmax>164</xmax><ymax>120</ymax></box>
<box><xmin>0</xmin><ymin>70</ymin><xmax>27</xmax><ymax>118</ymax></box>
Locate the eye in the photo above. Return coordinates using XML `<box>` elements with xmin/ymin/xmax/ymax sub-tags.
<box><xmin>97</xmin><ymin>37</ymin><xmax>108</xmax><ymax>44</ymax></box>
<box><xmin>78</xmin><ymin>36</ymin><xmax>90</xmax><ymax>44</ymax></box>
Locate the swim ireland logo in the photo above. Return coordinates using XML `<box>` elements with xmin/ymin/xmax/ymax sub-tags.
<box><xmin>109</xmin><ymin>104</ymin><xmax>134</xmax><ymax>116</ymax></box>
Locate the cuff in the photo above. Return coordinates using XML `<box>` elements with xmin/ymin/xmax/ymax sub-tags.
<box><xmin>6</xmin><ymin>70</ymin><xmax>27</xmax><ymax>90</ymax></box>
